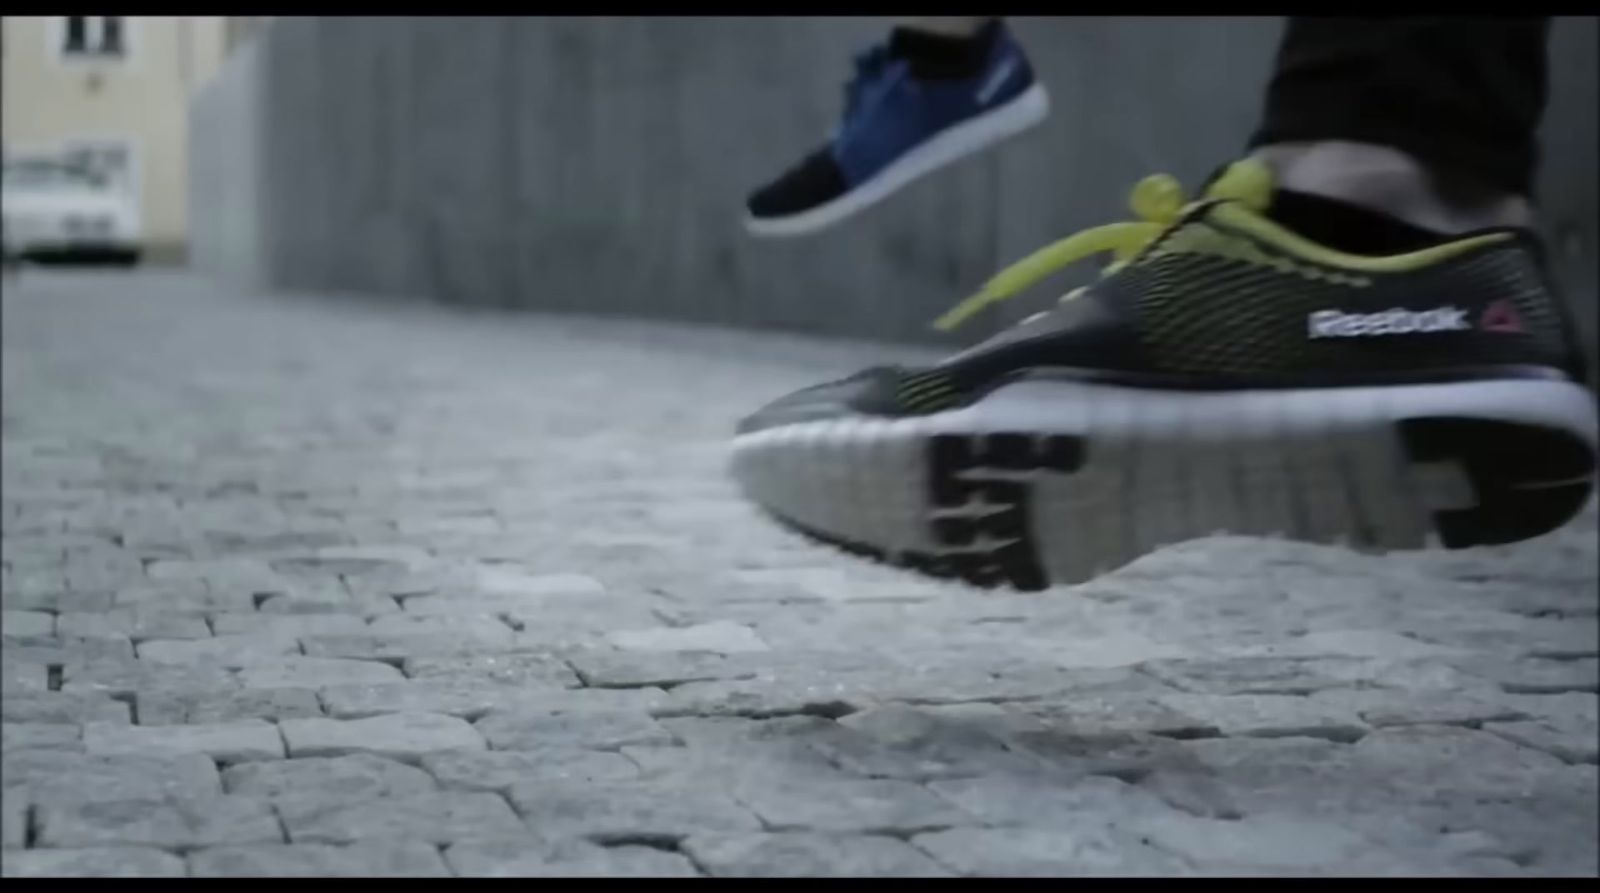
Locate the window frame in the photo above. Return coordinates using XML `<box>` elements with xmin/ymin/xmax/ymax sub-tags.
<box><xmin>50</xmin><ymin>16</ymin><xmax>136</xmax><ymax>66</ymax></box>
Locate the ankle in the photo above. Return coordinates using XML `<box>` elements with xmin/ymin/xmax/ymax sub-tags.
<box><xmin>890</xmin><ymin>19</ymin><xmax>1000</xmax><ymax>80</ymax></box>
<box><xmin>1252</xmin><ymin>141</ymin><xmax>1534</xmax><ymax>234</ymax></box>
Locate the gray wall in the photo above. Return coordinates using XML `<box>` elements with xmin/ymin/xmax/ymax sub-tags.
<box><xmin>191</xmin><ymin>16</ymin><xmax>1598</xmax><ymax>355</ymax></box>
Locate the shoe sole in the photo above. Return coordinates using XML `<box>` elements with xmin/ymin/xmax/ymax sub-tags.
<box><xmin>731</xmin><ymin>376</ymin><xmax>1599</xmax><ymax>591</ymax></box>
<box><xmin>744</xmin><ymin>82</ymin><xmax>1051</xmax><ymax>238</ymax></box>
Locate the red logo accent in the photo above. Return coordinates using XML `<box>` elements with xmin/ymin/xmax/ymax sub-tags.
<box><xmin>1480</xmin><ymin>300</ymin><xmax>1525</xmax><ymax>334</ymax></box>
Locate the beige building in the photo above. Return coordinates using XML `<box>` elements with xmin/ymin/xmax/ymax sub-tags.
<box><xmin>2</xmin><ymin>16</ymin><xmax>228</xmax><ymax>262</ymax></box>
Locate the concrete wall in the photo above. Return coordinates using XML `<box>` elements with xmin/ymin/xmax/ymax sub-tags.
<box><xmin>191</xmin><ymin>16</ymin><xmax>1598</xmax><ymax>354</ymax></box>
<box><xmin>5</xmin><ymin>16</ymin><xmax>228</xmax><ymax>261</ymax></box>
<box><xmin>189</xmin><ymin>34</ymin><xmax>265</xmax><ymax>285</ymax></box>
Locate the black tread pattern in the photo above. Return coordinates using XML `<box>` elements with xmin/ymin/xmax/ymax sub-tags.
<box><xmin>763</xmin><ymin>432</ymin><xmax>1085</xmax><ymax>592</ymax></box>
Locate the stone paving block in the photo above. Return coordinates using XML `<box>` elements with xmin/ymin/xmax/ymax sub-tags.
<box><xmin>366</xmin><ymin>613</ymin><xmax>516</xmax><ymax>639</ymax></box>
<box><xmin>927</xmin><ymin>773</ymin><xmax>1180</xmax><ymax>829</ymax></box>
<box><xmin>136</xmin><ymin>632</ymin><xmax>301</xmax><ymax>666</ymax></box>
<box><xmin>1404</xmin><ymin>615</ymin><xmax>1599</xmax><ymax>660</ymax></box>
<box><xmin>144</xmin><ymin>557</ymin><xmax>280</xmax><ymax>587</ymax></box>
<box><xmin>447</xmin><ymin>837</ymin><xmax>701</xmax><ymax>877</ymax></box>
<box><xmin>1156</xmin><ymin>694</ymin><xmax>1370</xmax><ymax>742</ymax></box>
<box><xmin>473</xmin><ymin>569</ymin><xmax>605</xmax><ymax>597</ymax></box>
<box><xmin>279</xmin><ymin>791</ymin><xmax>524</xmax><ymax>845</ymax></box>
<box><xmin>301</xmin><ymin>630</ymin><xmax>511</xmax><ymax>661</ymax></box>
<box><xmin>683</xmin><ymin>832</ymin><xmax>954</xmax><ymax>877</ymax></box>
<box><xmin>188</xmin><ymin>839</ymin><xmax>453</xmax><ymax>878</ymax></box>
<box><xmin>1484</xmin><ymin>720</ymin><xmax>1598</xmax><ymax>764</ymax></box>
<box><xmin>1308</xmin><ymin>688</ymin><xmax>1529</xmax><ymax>729</ymax></box>
<box><xmin>10</xmin><ymin>636</ymin><xmax>137</xmax><ymax>663</ymax></box>
<box><xmin>56</xmin><ymin>609</ymin><xmax>211</xmax><ymax>642</ymax></box>
<box><xmin>1140</xmin><ymin>656</ymin><xmax>1377</xmax><ymax>695</ymax></box>
<box><xmin>223</xmin><ymin>753</ymin><xmax>437</xmax><ymax>801</ymax></box>
<box><xmin>317</xmin><ymin>679</ymin><xmax>547</xmax><ymax>721</ymax></box>
<box><xmin>912</xmin><ymin>826</ymin><xmax>1192</xmax><ymax>877</ymax></box>
<box><xmin>1017</xmin><ymin>697</ymin><xmax>1219</xmax><ymax>741</ymax></box>
<box><xmin>622</xmin><ymin>737</ymin><xmax>849</xmax><ymax>788</ymax></box>
<box><xmin>112</xmin><ymin>585</ymin><xmax>256</xmax><ymax>615</ymax></box>
<box><xmin>280</xmin><ymin>712</ymin><xmax>485</xmax><ymax>762</ymax></box>
<box><xmin>422</xmin><ymin>749</ymin><xmax>639</xmax><ymax>792</ymax></box>
<box><xmin>801</xmin><ymin>707</ymin><xmax>1046</xmax><ymax>782</ymax></box>
<box><xmin>658</xmin><ymin>676</ymin><xmax>873</xmax><ymax>719</ymax></box>
<box><xmin>500</xmin><ymin>599</ymin><xmax>670</xmax><ymax>637</ymax></box>
<box><xmin>608</xmin><ymin>621</ymin><xmax>770</xmax><ymax>654</ymax></box>
<box><xmin>234</xmin><ymin>656</ymin><xmax>402</xmax><ymax>689</ymax></box>
<box><xmin>1125</xmin><ymin>812</ymin><xmax>1395</xmax><ymax>874</ymax></box>
<box><xmin>1</xmin><ymin>610</ymin><xmax>54</xmax><ymax>638</ymax></box>
<box><xmin>256</xmin><ymin>591</ymin><xmax>401</xmax><ymax>616</ymax></box>
<box><xmin>1</xmin><ymin>847</ymin><xmax>188</xmax><ymax>878</ymax></box>
<box><xmin>84</xmin><ymin>719</ymin><xmax>284</xmax><ymax>762</ymax></box>
<box><xmin>565</xmin><ymin>649</ymin><xmax>748</xmax><ymax>689</ymax></box>
<box><xmin>0</xmin><ymin>659</ymin><xmax>47</xmax><ymax>693</ymax></box>
<box><xmin>3</xmin><ymin>722</ymin><xmax>82</xmax><ymax>751</ymax></box>
<box><xmin>35</xmin><ymin>796</ymin><xmax>282</xmax><ymax>849</ymax></box>
<box><xmin>1455</xmin><ymin>657</ymin><xmax>1600</xmax><ymax>694</ymax></box>
<box><xmin>3</xmin><ymin>796</ymin><xmax>27</xmax><ymax>849</ymax></box>
<box><xmin>2</xmin><ymin>588</ymin><xmax>110</xmax><ymax>614</ymax></box>
<box><xmin>1350</xmin><ymin>725</ymin><xmax>1571</xmax><ymax>800</ymax></box>
<box><xmin>138</xmin><ymin>687</ymin><xmax>323</xmax><ymax>726</ymax></box>
<box><xmin>476</xmin><ymin>709</ymin><xmax>676</xmax><ymax>751</ymax></box>
<box><xmin>1234</xmin><ymin>629</ymin><xmax>1467</xmax><ymax>661</ymax></box>
<box><xmin>393</xmin><ymin>595</ymin><xmax>536</xmax><ymax>619</ymax></box>
<box><xmin>403</xmin><ymin>651</ymin><xmax>581</xmax><ymax>688</ymax></box>
<box><xmin>508</xmin><ymin>780</ymin><xmax>762</xmax><ymax>842</ymax></box>
<box><xmin>731</xmin><ymin>775</ymin><xmax>976</xmax><ymax>835</ymax></box>
<box><xmin>60</xmin><ymin>659</ymin><xmax>235</xmax><ymax>698</ymax></box>
<box><xmin>2</xmin><ymin>751</ymin><xmax>221</xmax><ymax>804</ymax></box>
<box><xmin>210</xmin><ymin>612</ymin><xmax>367</xmax><ymax>637</ymax></box>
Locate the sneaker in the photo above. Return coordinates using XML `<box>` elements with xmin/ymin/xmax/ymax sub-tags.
<box><xmin>744</xmin><ymin>22</ymin><xmax>1049</xmax><ymax>237</ymax></box>
<box><xmin>730</xmin><ymin>161</ymin><xmax>1599</xmax><ymax>590</ymax></box>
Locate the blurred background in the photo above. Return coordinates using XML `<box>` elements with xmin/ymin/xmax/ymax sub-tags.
<box><xmin>4</xmin><ymin>16</ymin><xmax>1596</xmax><ymax>361</ymax></box>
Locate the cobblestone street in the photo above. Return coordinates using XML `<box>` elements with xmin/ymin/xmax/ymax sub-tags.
<box><xmin>2</xmin><ymin>270</ymin><xmax>1596</xmax><ymax>876</ymax></box>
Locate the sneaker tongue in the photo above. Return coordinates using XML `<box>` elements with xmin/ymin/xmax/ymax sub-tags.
<box><xmin>1201</xmin><ymin>159</ymin><xmax>1275</xmax><ymax>212</ymax></box>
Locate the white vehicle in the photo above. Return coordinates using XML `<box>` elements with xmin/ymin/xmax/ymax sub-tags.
<box><xmin>2</xmin><ymin>158</ymin><xmax>140</xmax><ymax>264</ymax></box>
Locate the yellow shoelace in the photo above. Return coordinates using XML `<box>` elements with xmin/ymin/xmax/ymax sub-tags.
<box><xmin>932</xmin><ymin>160</ymin><xmax>1273</xmax><ymax>332</ymax></box>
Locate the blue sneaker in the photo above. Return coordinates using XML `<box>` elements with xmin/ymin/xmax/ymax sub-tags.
<box><xmin>745</xmin><ymin>22</ymin><xmax>1049</xmax><ymax>237</ymax></box>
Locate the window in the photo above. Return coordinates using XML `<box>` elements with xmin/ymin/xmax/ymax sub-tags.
<box><xmin>60</xmin><ymin>16</ymin><xmax>126</xmax><ymax>59</ymax></box>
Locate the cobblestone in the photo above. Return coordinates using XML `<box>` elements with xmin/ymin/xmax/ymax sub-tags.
<box><xmin>83</xmin><ymin>719</ymin><xmax>284</xmax><ymax>762</ymax></box>
<box><xmin>188</xmin><ymin>840</ymin><xmax>453</xmax><ymax>877</ymax></box>
<box><xmin>280</xmin><ymin>712</ymin><xmax>485</xmax><ymax>761</ymax></box>
<box><xmin>4</xmin><ymin>271</ymin><xmax>1595</xmax><ymax>876</ymax></box>
<box><xmin>278</xmin><ymin>791</ymin><xmax>523</xmax><ymax>845</ymax></box>
<box><xmin>2</xmin><ymin>847</ymin><xmax>188</xmax><ymax>877</ymax></box>
<box><xmin>3</xmin><ymin>723</ymin><xmax>82</xmax><ymax>752</ymax></box>
<box><xmin>446</xmin><ymin>836</ymin><xmax>701</xmax><ymax>877</ymax></box>
<box><xmin>4</xmin><ymin>751</ymin><xmax>222</xmax><ymax>805</ymax></box>
<box><xmin>683</xmin><ymin>832</ymin><xmax>953</xmax><ymax>877</ymax></box>
<box><xmin>223</xmin><ymin>753</ymin><xmax>437</xmax><ymax>801</ymax></box>
<box><xmin>55</xmin><ymin>610</ymin><xmax>211</xmax><ymax>642</ymax></box>
<box><xmin>475</xmin><ymin>709</ymin><xmax>675</xmax><ymax>751</ymax></box>
<box><xmin>508</xmin><ymin>780</ymin><xmax>762</xmax><ymax>842</ymax></box>
<box><xmin>34</xmin><ymin>797</ymin><xmax>281</xmax><ymax>849</ymax></box>
<box><xmin>136</xmin><ymin>687</ymin><xmax>323</xmax><ymax>726</ymax></box>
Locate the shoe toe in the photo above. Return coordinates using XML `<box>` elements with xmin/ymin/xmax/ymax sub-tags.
<box><xmin>736</xmin><ymin>366</ymin><xmax>907</xmax><ymax>435</ymax></box>
<box><xmin>746</xmin><ymin>149</ymin><xmax>850</xmax><ymax>219</ymax></box>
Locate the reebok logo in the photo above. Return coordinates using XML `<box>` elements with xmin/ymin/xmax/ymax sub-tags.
<box><xmin>975</xmin><ymin>57</ymin><xmax>1019</xmax><ymax>106</ymax></box>
<box><xmin>1479</xmin><ymin>299</ymin><xmax>1525</xmax><ymax>334</ymax></box>
<box><xmin>1307</xmin><ymin>306</ymin><xmax>1471</xmax><ymax>339</ymax></box>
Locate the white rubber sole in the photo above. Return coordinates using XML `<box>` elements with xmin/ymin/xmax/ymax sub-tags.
<box><xmin>731</xmin><ymin>376</ymin><xmax>1600</xmax><ymax>590</ymax></box>
<box><xmin>744</xmin><ymin>82</ymin><xmax>1051</xmax><ymax>238</ymax></box>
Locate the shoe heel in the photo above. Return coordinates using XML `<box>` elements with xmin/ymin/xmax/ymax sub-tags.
<box><xmin>1399</xmin><ymin>416</ymin><xmax>1597</xmax><ymax>548</ymax></box>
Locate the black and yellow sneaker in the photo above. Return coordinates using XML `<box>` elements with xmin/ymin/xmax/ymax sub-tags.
<box><xmin>730</xmin><ymin>160</ymin><xmax>1598</xmax><ymax>591</ymax></box>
